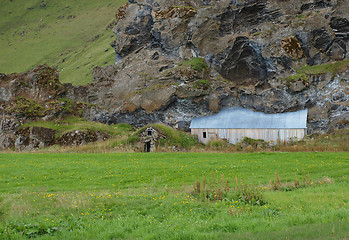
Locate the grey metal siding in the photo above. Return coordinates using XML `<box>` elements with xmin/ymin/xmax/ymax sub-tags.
<box><xmin>190</xmin><ymin>108</ymin><xmax>308</xmax><ymax>129</ymax></box>
<box><xmin>191</xmin><ymin>128</ymin><xmax>306</xmax><ymax>144</ymax></box>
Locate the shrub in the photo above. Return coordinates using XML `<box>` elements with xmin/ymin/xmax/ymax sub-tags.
<box><xmin>6</xmin><ymin>97</ymin><xmax>46</xmax><ymax>118</ymax></box>
<box><xmin>235</xmin><ymin>184</ymin><xmax>265</xmax><ymax>206</ymax></box>
<box><xmin>191</xmin><ymin>174</ymin><xmax>265</xmax><ymax>206</ymax></box>
<box><xmin>239</xmin><ymin>137</ymin><xmax>268</xmax><ymax>149</ymax></box>
<box><xmin>206</xmin><ymin>139</ymin><xmax>232</xmax><ymax>151</ymax></box>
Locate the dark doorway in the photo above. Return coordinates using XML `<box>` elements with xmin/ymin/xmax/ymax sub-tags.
<box><xmin>144</xmin><ymin>141</ymin><xmax>151</xmax><ymax>152</ymax></box>
<box><xmin>148</xmin><ymin>130</ymin><xmax>152</xmax><ymax>136</ymax></box>
<box><xmin>203</xmin><ymin>132</ymin><xmax>207</xmax><ymax>138</ymax></box>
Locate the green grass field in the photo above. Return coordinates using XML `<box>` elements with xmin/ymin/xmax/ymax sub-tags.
<box><xmin>0</xmin><ymin>0</ymin><xmax>126</xmax><ymax>85</ymax></box>
<box><xmin>0</xmin><ymin>152</ymin><xmax>348</xmax><ymax>239</ymax></box>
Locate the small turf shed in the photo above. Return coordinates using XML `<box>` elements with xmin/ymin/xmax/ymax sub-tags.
<box><xmin>138</xmin><ymin>127</ymin><xmax>166</xmax><ymax>152</ymax></box>
<box><xmin>190</xmin><ymin>107</ymin><xmax>308</xmax><ymax>144</ymax></box>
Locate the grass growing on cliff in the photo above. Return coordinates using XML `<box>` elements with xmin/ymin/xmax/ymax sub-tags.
<box><xmin>179</xmin><ymin>57</ymin><xmax>209</xmax><ymax>72</ymax></box>
<box><xmin>21</xmin><ymin>116</ymin><xmax>133</xmax><ymax>138</ymax></box>
<box><xmin>5</xmin><ymin>97</ymin><xmax>91</xmax><ymax>120</ymax></box>
<box><xmin>6</xmin><ymin>97</ymin><xmax>46</xmax><ymax>118</ymax></box>
<box><xmin>285</xmin><ymin>59</ymin><xmax>349</xmax><ymax>83</ymax></box>
<box><xmin>193</xmin><ymin>79</ymin><xmax>211</xmax><ymax>90</ymax></box>
<box><xmin>0</xmin><ymin>152</ymin><xmax>348</xmax><ymax>239</ymax></box>
<box><xmin>0</xmin><ymin>0</ymin><xmax>127</xmax><ymax>85</ymax></box>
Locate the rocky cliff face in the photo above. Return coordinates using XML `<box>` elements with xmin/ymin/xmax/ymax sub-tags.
<box><xmin>1</xmin><ymin>0</ymin><xmax>349</xmax><ymax>143</ymax></box>
<box><xmin>0</xmin><ymin>65</ymin><xmax>108</xmax><ymax>150</ymax></box>
<box><xmin>69</xmin><ymin>0</ymin><xmax>348</xmax><ymax>133</ymax></box>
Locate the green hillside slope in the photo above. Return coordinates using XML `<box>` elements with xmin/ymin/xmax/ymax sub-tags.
<box><xmin>0</xmin><ymin>0</ymin><xmax>126</xmax><ymax>85</ymax></box>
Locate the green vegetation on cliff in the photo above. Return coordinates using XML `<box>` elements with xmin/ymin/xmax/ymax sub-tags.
<box><xmin>179</xmin><ymin>57</ymin><xmax>208</xmax><ymax>72</ymax></box>
<box><xmin>0</xmin><ymin>0</ymin><xmax>127</xmax><ymax>85</ymax></box>
<box><xmin>5</xmin><ymin>97</ymin><xmax>90</xmax><ymax>119</ymax></box>
<box><xmin>21</xmin><ymin>116</ymin><xmax>133</xmax><ymax>138</ymax></box>
<box><xmin>285</xmin><ymin>59</ymin><xmax>349</xmax><ymax>83</ymax></box>
<box><xmin>6</xmin><ymin>97</ymin><xmax>46</xmax><ymax>118</ymax></box>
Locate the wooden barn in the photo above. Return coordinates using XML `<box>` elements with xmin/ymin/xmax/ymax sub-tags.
<box><xmin>190</xmin><ymin>108</ymin><xmax>308</xmax><ymax>144</ymax></box>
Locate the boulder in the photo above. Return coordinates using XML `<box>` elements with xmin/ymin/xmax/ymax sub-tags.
<box><xmin>327</xmin><ymin>39</ymin><xmax>347</xmax><ymax>61</ymax></box>
<box><xmin>220</xmin><ymin>37</ymin><xmax>268</xmax><ymax>85</ymax></box>
<box><xmin>330</xmin><ymin>17</ymin><xmax>349</xmax><ymax>34</ymax></box>
<box><xmin>310</xmin><ymin>28</ymin><xmax>332</xmax><ymax>51</ymax></box>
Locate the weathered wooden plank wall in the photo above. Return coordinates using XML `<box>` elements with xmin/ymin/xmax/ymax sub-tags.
<box><xmin>191</xmin><ymin>128</ymin><xmax>306</xmax><ymax>144</ymax></box>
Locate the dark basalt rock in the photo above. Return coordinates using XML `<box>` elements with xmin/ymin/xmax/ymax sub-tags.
<box><xmin>310</xmin><ymin>28</ymin><xmax>332</xmax><ymax>51</ymax></box>
<box><xmin>13</xmin><ymin>126</ymin><xmax>56</xmax><ymax>150</ymax></box>
<box><xmin>31</xmin><ymin>127</ymin><xmax>56</xmax><ymax>146</ymax></box>
<box><xmin>111</xmin><ymin>4</ymin><xmax>154</xmax><ymax>57</ymax></box>
<box><xmin>330</xmin><ymin>17</ymin><xmax>349</xmax><ymax>33</ymax></box>
<box><xmin>295</xmin><ymin>31</ymin><xmax>312</xmax><ymax>60</ymax></box>
<box><xmin>220</xmin><ymin>37</ymin><xmax>268</xmax><ymax>84</ymax></box>
<box><xmin>14</xmin><ymin>128</ymin><xmax>31</xmax><ymax>151</ymax></box>
<box><xmin>327</xmin><ymin>39</ymin><xmax>347</xmax><ymax>60</ymax></box>
<box><xmin>301</xmin><ymin>0</ymin><xmax>332</xmax><ymax>12</ymax></box>
<box><xmin>109</xmin><ymin>109</ymin><xmax>165</xmax><ymax>128</ymax></box>
<box><xmin>219</xmin><ymin>3</ymin><xmax>282</xmax><ymax>34</ymax></box>
<box><xmin>270</xmin><ymin>56</ymin><xmax>293</xmax><ymax>71</ymax></box>
<box><xmin>330</xmin><ymin>17</ymin><xmax>349</xmax><ymax>40</ymax></box>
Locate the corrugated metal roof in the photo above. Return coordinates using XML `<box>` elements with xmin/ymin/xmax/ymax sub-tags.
<box><xmin>190</xmin><ymin>107</ymin><xmax>307</xmax><ymax>129</ymax></box>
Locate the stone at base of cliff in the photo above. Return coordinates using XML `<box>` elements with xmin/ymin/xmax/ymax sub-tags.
<box><xmin>14</xmin><ymin>127</ymin><xmax>56</xmax><ymax>151</ymax></box>
<box><xmin>57</xmin><ymin>130</ymin><xmax>110</xmax><ymax>146</ymax></box>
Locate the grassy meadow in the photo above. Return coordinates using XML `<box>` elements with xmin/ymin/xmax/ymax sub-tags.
<box><xmin>0</xmin><ymin>152</ymin><xmax>348</xmax><ymax>239</ymax></box>
<box><xmin>0</xmin><ymin>0</ymin><xmax>127</xmax><ymax>85</ymax></box>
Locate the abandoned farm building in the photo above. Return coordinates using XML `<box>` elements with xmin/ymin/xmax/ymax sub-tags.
<box><xmin>190</xmin><ymin>107</ymin><xmax>308</xmax><ymax>144</ymax></box>
<box><xmin>138</xmin><ymin>127</ymin><xmax>166</xmax><ymax>152</ymax></box>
